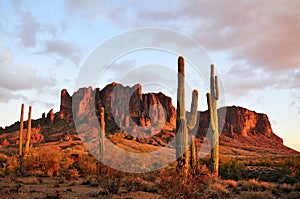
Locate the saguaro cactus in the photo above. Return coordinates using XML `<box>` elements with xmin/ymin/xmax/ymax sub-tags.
<box><xmin>19</xmin><ymin>104</ymin><xmax>24</xmax><ymax>157</ymax></box>
<box><xmin>176</xmin><ymin>56</ymin><xmax>199</xmax><ymax>176</ymax></box>
<box><xmin>19</xmin><ymin>104</ymin><xmax>24</xmax><ymax>174</ymax></box>
<box><xmin>99</xmin><ymin>107</ymin><xmax>105</xmax><ymax>161</ymax></box>
<box><xmin>24</xmin><ymin>106</ymin><xmax>32</xmax><ymax>154</ymax></box>
<box><xmin>206</xmin><ymin>64</ymin><xmax>220</xmax><ymax>177</ymax></box>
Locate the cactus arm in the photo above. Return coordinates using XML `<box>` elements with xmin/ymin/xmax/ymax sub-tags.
<box><xmin>210</xmin><ymin>64</ymin><xmax>215</xmax><ymax>101</ymax></box>
<box><xmin>215</xmin><ymin>76</ymin><xmax>219</xmax><ymax>100</ymax></box>
<box><xmin>187</xmin><ymin>89</ymin><xmax>198</xmax><ymax>130</ymax></box>
<box><xmin>206</xmin><ymin>93</ymin><xmax>215</xmax><ymax>131</ymax></box>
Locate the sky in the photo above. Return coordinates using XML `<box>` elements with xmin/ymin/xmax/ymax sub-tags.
<box><xmin>0</xmin><ymin>0</ymin><xmax>299</xmax><ymax>151</ymax></box>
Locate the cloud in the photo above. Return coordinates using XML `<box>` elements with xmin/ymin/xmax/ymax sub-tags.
<box><xmin>43</xmin><ymin>23</ymin><xmax>58</xmax><ymax>37</ymax></box>
<box><xmin>0</xmin><ymin>43</ymin><xmax>56</xmax><ymax>91</ymax></box>
<box><xmin>65</xmin><ymin>0</ymin><xmax>106</xmax><ymax>19</ymax></box>
<box><xmin>222</xmin><ymin>63</ymin><xmax>294</xmax><ymax>98</ymax></box>
<box><xmin>289</xmin><ymin>93</ymin><xmax>300</xmax><ymax>115</ymax></box>
<box><xmin>17</xmin><ymin>11</ymin><xmax>40</xmax><ymax>47</ymax></box>
<box><xmin>127</xmin><ymin>0</ymin><xmax>300</xmax><ymax>71</ymax></box>
<box><xmin>0</xmin><ymin>87</ymin><xmax>17</xmax><ymax>102</ymax></box>
<box><xmin>292</xmin><ymin>69</ymin><xmax>300</xmax><ymax>89</ymax></box>
<box><xmin>43</xmin><ymin>39</ymin><xmax>81</xmax><ymax>64</ymax></box>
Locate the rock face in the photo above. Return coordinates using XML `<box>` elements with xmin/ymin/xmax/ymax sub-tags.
<box><xmin>71</xmin><ymin>83</ymin><xmax>176</xmax><ymax>136</ymax></box>
<box><xmin>196</xmin><ymin>106</ymin><xmax>283</xmax><ymax>144</ymax></box>
<box><xmin>59</xmin><ymin>83</ymin><xmax>282</xmax><ymax>145</ymax></box>
<box><xmin>45</xmin><ymin>109</ymin><xmax>55</xmax><ymax>125</ymax></box>
<box><xmin>60</xmin><ymin>89</ymin><xmax>72</xmax><ymax>120</ymax></box>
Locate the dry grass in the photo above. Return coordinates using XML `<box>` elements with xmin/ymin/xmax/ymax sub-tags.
<box><xmin>223</xmin><ymin>179</ymin><xmax>238</xmax><ymax>188</ymax></box>
<box><xmin>277</xmin><ymin>183</ymin><xmax>294</xmax><ymax>193</ymax></box>
<box><xmin>238</xmin><ymin>179</ymin><xmax>275</xmax><ymax>192</ymax></box>
<box><xmin>240</xmin><ymin>191</ymin><xmax>274</xmax><ymax>199</ymax></box>
<box><xmin>204</xmin><ymin>181</ymin><xmax>229</xmax><ymax>199</ymax></box>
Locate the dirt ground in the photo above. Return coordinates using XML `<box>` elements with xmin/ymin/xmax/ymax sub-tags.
<box><xmin>0</xmin><ymin>176</ymin><xmax>164</xmax><ymax>199</ymax></box>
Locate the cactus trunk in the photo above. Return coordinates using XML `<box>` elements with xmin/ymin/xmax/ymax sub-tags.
<box><xmin>24</xmin><ymin>106</ymin><xmax>32</xmax><ymax>154</ymax></box>
<box><xmin>190</xmin><ymin>136</ymin><xmax>197</xmax><ymax>168</ymax></box>
<box><xmin>207</xmin><ymin>64</ymin><xmax>220</xmax><ymax>177</ymax></box>
<box><xmin>19</xmin><ymin>104</ymin><xmax>24</xmax><ymax>174</ymax></box>
<box><xmin>19</xmin><ymin>104</ymin><xmax>24</xmax><ymax>157</ymax></box>
<box><xmin>176</xmin><ymin>56</ymin><xmax>199</xmax><ymax>176</ymax></box>
<box><xmin>100</xmin><ymin>107</ymin><xmax>105</xmax><ymax>161</ymax></box>
<box><xmin>176</xmin><ymin>56</ymin><xmax>189</xmax><ymax>175</ymax></box>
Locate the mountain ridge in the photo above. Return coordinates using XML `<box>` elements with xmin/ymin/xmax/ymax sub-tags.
<box><xmin>0</xmin><ymin>82</ymin><xmax>298</xmax><ymax>156</ymax></box>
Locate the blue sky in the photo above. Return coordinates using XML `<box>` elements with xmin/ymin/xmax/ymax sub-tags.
<box><xmin>0</xmin><ymin>0</ymin><xmax>299</xmax><ymax>151</ymax></box>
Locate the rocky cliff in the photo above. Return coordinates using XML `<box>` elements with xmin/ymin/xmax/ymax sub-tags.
<box><xmin>58</xmin><ymin>83</ymin><xmax>282</xmax><ymax>145</ymax></box>
<box><xmin>68</xmin><ymin>83</ymin><xmax>176</xmax><ymax>138</ymax></box>
<box><xmin>197</xmin><ymin>106</ymin><xmax>283</xmax><ymax>144</ymax></box>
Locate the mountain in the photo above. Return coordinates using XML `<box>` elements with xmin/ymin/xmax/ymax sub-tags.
<box><xmin>0</xmin><ymin>82</ymin><xmax>298</xmax><ymax>157</ymax></box>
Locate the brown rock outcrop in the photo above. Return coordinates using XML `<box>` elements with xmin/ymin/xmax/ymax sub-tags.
<box><xmin>70</xmin><ymin>83</ymin><xmax>176</xmax><ymax>136</ymax></box>
<box><xmin>196</xmin><ymin>106</ymin><xmax>283</xmax><ymax>144</ymax></box>
<box><xmin>60</xmin><ymin>89</ymin><xmax>72</xmax><ymax>120</ymax></box>
<box><xmin>45</xmin><ymin>109</ymin><xmax>55</xmax><ymax>125</ymax></box>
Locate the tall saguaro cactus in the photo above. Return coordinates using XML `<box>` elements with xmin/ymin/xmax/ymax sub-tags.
<box><xmin>99</xmin><ymin>107</ymin><xmax>105</xmax><ymax>161</ymax></box>
<box><xmin>19</xmin><ymin>104</ymin><xmax>24</xmax><ymax>174</ymax></box>
<box><xmin>206</xmin><ymin>64</ymin><xmax>220</xmax><ymax>177</ymax></box>
<box><xmin>24</xmin><ymin>106</ymin><xmax>32</xmax><ymax>154</ymax></box>
<box><xmin>19</xmin><ymin>104</ymin><xmax>24</xmax><ymax>157</ymax></box>
<box><xmin>176</xmin><ymin>56</ymin><xmax>199</xmax><ymax>176</ymax></box>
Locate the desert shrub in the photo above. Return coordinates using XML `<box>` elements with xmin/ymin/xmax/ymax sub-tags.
<box><xmin>245</xmin><ymin>159</ymin><xmax>272</xmax><ymax>167</ymax></box>
<box><xmin>277</xmin><ymin>183</ymin><xmax>294</xmax><ymax>193</ymax></box>
<box><xmin>295</xmin><ymin>182</ymin><xmax>300</xmax><ymax>192</ymax></box>
<box><xmin>220</xmin><ymin>158</ymin><xmax>246</xmax><ymax>180</ymax></box>
<box><xmin>223</xmin><ymin>179</ymin><xmax>238</xmax><ymax>188</ymax></box>
<box><xmin>61</xmin><ymin>168</ymin><xmax>80</xmax><ymax>180</ymax></box>
<box><xmin>203</xmin><ymin>181</ymin><xmax>229</xmax><ymax>199</ymax></box>
<box><xmin>285</xmin><ymin>191</ymin><xmax>300</xmax><ymax>199</ymax></box>
<box><xmin>4</xmin><ymin>155</ymin><xmax>19</xmax><ymax>175</ymax></box>
<box><xmin>278</xmin><ymin>156</ymin><xmax>299</xmax><ymax>170</ymax></box>
<box><xmin>242</xmin><ymin>156</ymin><xmax>300</xmax><ymax>184</ymax></box>
<box><xmin>82</xmin><ymin>176</ymin><xmax>99</xmax><ymax>187</ymax></box>
<box><xmin>23</xmin><ymin>147</ymin><xmax>62</xmax><ymax>176</ymax></box>
<box><xmin>0</xmin><ymin>154</ymin><xmax>8</xmax><ymax>176</ymax></box>
<box><xmin>240</xmin><ymin>191</ymin><xmax>274</xmax><ymax>199</ymax></box>
<box><xmin>109</xmin><ymin>132</ymin><xmax>125</xmax><ymax>144</ymax></box>
<box><xmin>277</xmin><ymin>156</ymin><xmax>300</xmax><ymax>183</ymax></box>
<box><xmin>22</xmin><ymin>176</ymin><xmax>40</xmax><ymax>184</ymax></box>
<box><xmin>239</xmin><ymin>179</ymin><xmax>275</xmax><ymax>192</ymax></box>
<box><xmin>60</xmin><ymin>152</ymin><xmax>75</xmax><ymax>170</ymax></box>
<box><xmin>0</xmin><ymin>153</ymin><xmax>7</xmax><ymax>164</ymax></box>
<box><xmin>156</xmin><ymin>167</ymin><xmax>208</xmax><ymax>199</ymax></box>
<box><xmin>73</xmin><ymin>153</ymin><xmax>98</xmax><ymax>176</ymax></box>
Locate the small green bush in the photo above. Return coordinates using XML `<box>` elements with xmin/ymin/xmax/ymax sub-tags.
<box><xmin>220</xmin><ymin>158</ymin><xmax>246</xmax><ymax>180</ymax></box>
